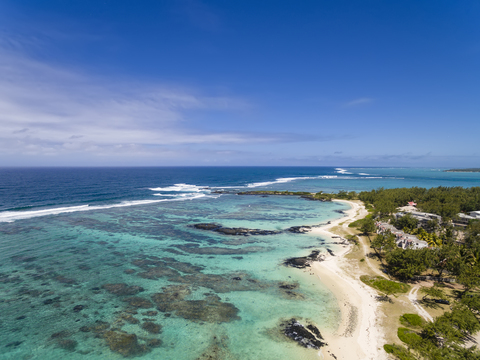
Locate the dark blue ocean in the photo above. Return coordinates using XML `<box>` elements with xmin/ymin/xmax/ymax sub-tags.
<box><xmin>1</xmin><ymin>167</ymin><xmax>479</xmax><ymax>360</ymax></box>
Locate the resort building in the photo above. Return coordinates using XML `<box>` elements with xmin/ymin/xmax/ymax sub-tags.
<box><xmin>470</xmin><ymin>211</ymin><xmax>480</xmax><ymax>218</ymax></box>
<box><xmin>455</xmin><ymin>211</ymin><xmax>480</xmax><ymax>227</ymax></box>
<box><xmin>395</xmin><ymin>211</ymin><xmax>442</xmax><ymax>226</ymax></box>
<box><xmin>375</xmin><ymin>222</ymin><xmax>428</xmax><ymax>250</ymax></box>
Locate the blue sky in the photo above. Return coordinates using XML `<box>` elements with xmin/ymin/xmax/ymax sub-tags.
<box><xmin>0</xmin><ymin>0</ymin><xmax>479</xmax><ymax>167</ymax></box>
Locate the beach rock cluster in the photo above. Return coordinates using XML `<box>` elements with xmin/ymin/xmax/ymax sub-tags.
<box><xmin>282</xmin><ymin>319</ymin><xmax>325</xmax><ymax>349</ymax></box>
<box><xmin>283</xmin><ymin>250</ymin><xmax>321</xmax><ymax>268</ymax></box>
<box><xmin>286</xmin><ymin>226</ymin><xmax>311</xmax><ymax>233</ymax></box>
<box><xmin>193</xmin><ymin>223</ymin><xmax>280</xmax><ymax>236</ymax></box>
<box><xmin>193</xmin><ymin>223</ymin><xmax>314</xmax><ymax>236</ymax></box>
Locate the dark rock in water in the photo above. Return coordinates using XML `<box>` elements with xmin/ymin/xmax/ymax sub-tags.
<box><xmin>141</xmin><ymin>322</ymin><xmax>161</xmax><ymax>334</ymax></box>
<box><xmin>103</xmin><ymin>331</ymin><xmax>148</xmax><ymax>357</ymax></box>
<box><xmin>286</xmin><ymin>226</ymin><xmax>312</xmax><ymax>234</ymax></box>
<box><xmin>102</xmin><ymin>283</ymin><xmax>144</xmax><ymax>296</ymax></box>
<box><xmin>73</xmin><ymin>305</ymin><xmax>84</xmax><ymax>312</ymax></box>
<box><xmin>16</xmin><ymin>315</ymin><xmax>26</xmax><ymax>320</ymax></box>
<box><xmin>193</xmin><ymin>223</ymin><xmax>222</xmax><ymax>231</ymax></box>
<box><xmin>279</xmin><ymin>283</ymin><xmax>298</xmax><ymax>290</ymax></box>
<box><xmin>56</xmin><ymin>339</ymin><xmax>78</xmax><ymax>351</ymax></box>
<box><xmin>193</xmin><ymin>223</ymin><xmax>281</xmax><ymax>236</ymax></box>
<box><xmin>123</xmin><ymin>297</ymin><xmax>153</xmax><ymax>308</ymax></box>
<box><xmin>284</xmin><ymin>257</ymin><xmax>309</xmax><ymax>268</ymax></box>
<box><xmin>5</xmin><ymin>341</ymin><xmax>23</xmax><ymax>348</ymax></box>
<box><xmin>307</xmin><ymin>324</ymin><xmax>322</xmax><ymax>338</ymax></box>
<box><xmin>283</xmin><ymin>319</ymin><xmax>325</xmax><ymax>349</ymax></box>
<box><xmin>284</xmin><ymin>250</ymin><xmax>321</xmax><ymax>269</ymax></box>
<box><xmin>326</xmin><ymin>248</ymin><xmax>335</xmax><ymax>256</ymax></box>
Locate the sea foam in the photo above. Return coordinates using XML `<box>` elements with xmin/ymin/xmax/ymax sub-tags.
<box><xmin>0</xmin><ymin>194</ymin><xmax>209</xmax><ymax>223</ymax></box>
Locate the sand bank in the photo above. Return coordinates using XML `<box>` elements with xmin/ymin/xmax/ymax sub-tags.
<box><xmin>310</xmin><ymin>200</ymin><xmax>387</xmax><ymax>360</ymax></box>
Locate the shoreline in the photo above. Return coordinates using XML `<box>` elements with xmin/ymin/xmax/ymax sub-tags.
<box><xmin>310</xmin><ymin>200</ymin><xmax>387</xmax><ymax>360</ymax></box>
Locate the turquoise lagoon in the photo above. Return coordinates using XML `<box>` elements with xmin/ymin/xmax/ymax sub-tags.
<box><xmin>1</xmin><ymin>167</ymin><xmax>480</xmax><ymax>359</ymax></box>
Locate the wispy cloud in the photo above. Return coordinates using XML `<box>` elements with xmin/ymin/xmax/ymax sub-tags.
<box><xmin>0</xmin><ymin>39</ymin><xmax>297</xmax><ymax>160</ymax></box>
<box><xmin>344</xmin><ymin>97</ymin><xmax>374</xmax><ymax>107</ymax></box>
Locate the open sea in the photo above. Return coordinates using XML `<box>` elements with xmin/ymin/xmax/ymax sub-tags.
<box><xmin>1</xmin><ymin>167</ymin><xmax>479</xmax><ymax>360</ymax></box>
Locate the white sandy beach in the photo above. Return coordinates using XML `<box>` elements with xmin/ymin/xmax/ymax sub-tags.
<box><xmin>310</xmin><ymin>200</ymin><xmax>387</xmax><ymax>360</ymax></box>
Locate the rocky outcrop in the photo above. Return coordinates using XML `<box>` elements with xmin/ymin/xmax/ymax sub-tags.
<box><xmin>282</xmin><ymin>319</ymin><xmax>325</xmax><ymax>349</ymax></box>
<box><xmin>193</xmin><ymin>223</ymin><xmax>280</xmax><ymax>236</ymax></box>
<box><xmin>283</xmin><ymin>250</ymin><xmax>321</xmax><ymax>268</ymax></box>
<box><xmin>193</xmin><ymin>223</ymin><xmax>315</xmax><ymax>236</ymax></box>
<box><xmin>286</xmin><ymin>226</ymin><xmax>311</xmax><ymax>233</ymax></box>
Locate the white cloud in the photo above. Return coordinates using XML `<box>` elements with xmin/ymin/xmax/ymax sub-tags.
<box><xmin>0</xmin><ymin>41</ymin><xmax>271</xmax><ymax>160</ymax></box>
<box><xmin>344</xmin><ymin>97</ymin><xmax>374</xmax><ymax>107</ymax></box>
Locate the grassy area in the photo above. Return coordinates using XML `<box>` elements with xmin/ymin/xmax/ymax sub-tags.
<box><xmin>397</xmin><ymin>327</ymin><xmax>422</xmax><ymax>345</ymax></box>
<box><xmin>360</xmin><ymin>275</ymin><xmax>410</xmax><ymax>295</ymax></box>
<box><xmin>348</xmin><ymin>214</ymin><xmax>373</xmax><ymax>228</ymax></box>
<box><xmin>399</xmin><ymin>313</ymin><xmax>424</xmax><ymax>327</ymax></box>
<box><xmin>383</xmin><ymin>344</ymin><xmax>416</xmax><ymax>360</ymax></box>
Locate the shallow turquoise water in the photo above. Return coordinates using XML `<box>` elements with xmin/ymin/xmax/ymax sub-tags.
<box><xmin>0</xmin><ymin>194</ymin><xmax>347</xmax><ymax>360</ymax></box>
<box><xmin>2</xmin><ymin>167</ymin><xmax>479</xmax><ymax>359</ymax></box>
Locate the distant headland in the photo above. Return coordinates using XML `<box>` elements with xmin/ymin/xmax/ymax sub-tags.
<box><xmin>445</xmin><ymin>168</ymin><xmax>480</xmax><ymax>172</ymax></box>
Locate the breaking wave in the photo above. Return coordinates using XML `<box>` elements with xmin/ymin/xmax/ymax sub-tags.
<box><xmin>0</xmin><ymin>194</ymin><xmax>209</xmax><ymax>223</ymax></box>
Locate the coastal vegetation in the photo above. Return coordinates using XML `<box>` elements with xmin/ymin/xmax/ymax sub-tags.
<box><xmin>353</xmin><ymin>188</ymin><xmax>480</xmax><ymax>359</ymax></box>
<box><xmin>357</xmin><ymin>186</ymin><xmax>480</xmax><ymax>220</ymax></box>
<box><xmin>241</xmin><ymin>186</ymin><xmax>480</xmax><ymax>221</ymax></box>
<box><xmin>236</xmin><ymin>185</ymin><xmax>480</xmax><ymax>358</ymax></box>
<box><xmin>360</xmin><ymin>275</ymin><xmax>410</xmax><ymax>298</ymax></box>
<box><xmin>385</xmin><ymin>305</ymin><xmax>480</xmax><ymax>359</ymax></box>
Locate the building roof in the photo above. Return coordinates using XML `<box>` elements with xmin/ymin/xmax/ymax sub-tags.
<box><xmin>458</xmin><ymin>213</ymin><xmax>475</xmax><ymax>220</ymax></box>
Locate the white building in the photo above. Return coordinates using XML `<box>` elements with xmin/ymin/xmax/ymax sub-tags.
<box><xmin>395</xmin><ymin>211</ymin><xmax>442</xmax><ymax>226</ymax></box>
<box><xmin>470</xmin><ymin>211</ymin><xmax>480</xmax><ymax>219</ymax></box>
<box><xmin>376</xmin><ymin>222</ymin><xmax>428</xmax><ymax>250</ymax></box>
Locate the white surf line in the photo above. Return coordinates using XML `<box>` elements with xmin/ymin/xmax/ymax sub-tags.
<box><xmin>0</xmin><ymin>193</ymin><xmax>211</xmax><ymax>223</ymax></box>
<box><xmin>408</xmin><ymin>285</ymin><xmax>433</xmax><ymax>322</ymax></box>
